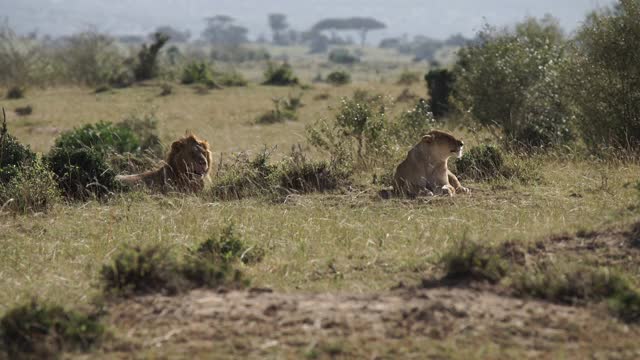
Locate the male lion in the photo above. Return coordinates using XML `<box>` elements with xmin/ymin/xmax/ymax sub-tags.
<box><xmin>116</xmin><ymin>134</ymin><xmax>212</xmax><ymax>192</ymax></box>
<box><xmin>393</xmin><ymin>130</ymin><xmax>469</xmax><ymax>197</ymax></box>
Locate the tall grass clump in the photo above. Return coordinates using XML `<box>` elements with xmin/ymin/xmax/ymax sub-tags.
<box><xmin>0</xmin><ymin>300</ymin><xmax>104</xmax><ymax>358</ymax></box>
<box><xmin>181</xmin><ymin>61</ymin><xmax>220</xmax><ymax>88</ymax></box>
<box><xmin>0</xmin><ymin>157</ymin><xmax>60</xmax><ymax>214</ymax></box>
<box><xmin>391</xmin><ymin>98</ymin><xmax>437</xmax><ymax>145</ymax></box>
<box><xmin>454</xmin><ymin>16</ymin><xmax>573</xmax><ymax>148</ymax></box>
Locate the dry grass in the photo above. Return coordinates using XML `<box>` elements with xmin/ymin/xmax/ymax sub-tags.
<box><xmin>1</xmin><ymin>79</ymin><xmax>640</xmax><ymax>358</ymax></box>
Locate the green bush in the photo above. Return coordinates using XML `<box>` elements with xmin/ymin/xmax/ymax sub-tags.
<box><xmin>566</xmin><ymin>0</ymin><xmax>640</xmax><ymax>151</ymax></box>
<box><xmin>308</xmin><ymin>93</ymin><xmax>390</xmax><ymax>167</ymax></box>
<box><xmin>46</xmin><ymin>147</ymin><xmax>120</xmax><ymax>200</ymax></box>
<box><xmin>425</xmin><ymin>69</ymin><xmax>454</xmax><ymax>118</ymax></box>
<box><xmin>326</xmin><ymin>70</ymin><xmax>351</xmax><ymax>85</ymax></box>
<box><xmin>454</xmin><ymin>16</ymin><xmax>573</xmax><ymax>148</ymax></box>
<box><xmin>101</xmin><ymin>243</ymin><xmax>248</xmax><ymax>298</ymax></box>
<box><xmin>0</xmin><ymin>300</ymin><xmax>104</xmax><ymax>358</ymax></box>
<box><xmin>100</xmin><ymin>245</ymin><xmax>185</xmax><ymax>297</ymax></box>
<box><xmin>391</xmin><ymin>99</ymin><xmax>436</xmax><ymax>144</ymax></box>
<box><xmin>328</xmin><ymin>48</ymin><xmax>359</xmax><ymax>64</ymax></box>
<box><xmin>61</xmin><ymin>31</ymin><xmax>128</xmax><ymax>87</ymax></box>
<box><xmin>181</xmin><ymin>62</ymin><xmax>218</xmax><ymax>87</ymax></box>
<box><xmin>133</xmin><ymin>32</ymin><xmax>169</xmax><ymax>81</ymax></box>
<box><xmin>6</xmin><ymin>85</ymin><xmax>25</xmax><ymax>99</ymax></box>
<box><xmin>0</xmin><ymin>115</ymin><xmax>36</xmax><ymax>183</ymax></box>
<box><xmin>0</xmin><ymin>157</ymin><xmax>60</xmax><ymax>214</ymax></box>
<box><xmin>454</xmin><ymin>144</ymin><xmax>506</xmax><ymax>181</ymax></box>
<box><xmin>437</xmin><ymin>238</ymin><xmax>508</xmax><ymax>284</ymax></box>
<box><xmin>53</xmin><ymin>121</ymin><xmax>140</xmax><ymax>155</ymax></box>
<box><xmin>262</xmin><ymin>62</ymin><xmax>299</xmax><ymax>86</ymax></box>
<box><xmin>195</xmin><ymin>223</ymin><xmax>264</xmax><ymax>264</ymax></box>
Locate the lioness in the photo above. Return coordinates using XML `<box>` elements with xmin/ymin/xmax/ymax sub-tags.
<box><xmin>394</xmin><ymin>130</ymin><xmax>469</xmax><ymax>197</ymax></box>
<box><xmin>116</xmin><ymin>134</ymin><xmax>212</xmax><ymax>192</ymax></box>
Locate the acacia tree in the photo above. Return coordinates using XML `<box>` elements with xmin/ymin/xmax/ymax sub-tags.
<box><xmin>311</xmin><ymin>17</ymin><xmax>386</xmax><ymax>46</ymax></box>
<box><xmin>201</xmin><ymin>15</ymin><xmax>248</xmax><ymax>46</ymax></box>
<box><xmin>268</xmin><ymin>14</ymin><xmax>288</xmax><ymax>45</ymax></box>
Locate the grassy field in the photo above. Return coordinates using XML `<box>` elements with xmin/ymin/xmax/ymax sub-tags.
<box><xmin>1</xmin><ymin>80</ymin><xmax>640</xmax><ymax>358</ymax></box>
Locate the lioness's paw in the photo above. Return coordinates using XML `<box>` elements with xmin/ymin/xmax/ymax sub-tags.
<box><xmin>458</xmin><ymin>186</ymin><xmax>471</xmax><ymax>194</ymax></box>
<box><xmin>441</xmin><ymin>185</ymin><xmax>455</xmax><ymax>197</ymax></box>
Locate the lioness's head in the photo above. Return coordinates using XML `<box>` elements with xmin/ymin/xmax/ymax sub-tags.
<box><xmin>421</xmin><ymin>130</ymin><xmax>464</xmax><ymax>160</ymax></box>
<box><xmin>168</xmin><ymin>134</ymin><xmax>212</xmax><ymax>178</ymax></box>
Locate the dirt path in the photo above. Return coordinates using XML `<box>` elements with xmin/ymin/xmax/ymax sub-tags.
<box><xmin>98</xmin><ymin>286</ymin><xmax>639</xmax><ymax>359</ymax></box>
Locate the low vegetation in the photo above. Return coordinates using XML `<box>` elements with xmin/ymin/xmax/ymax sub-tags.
<box><xmin>0</xmin><ymin>300</ymin><xmax>104</xmax><ymax>358</ymax></box>
<box><xmin>262</xmin><ymin>62</ymin><xmax>299</xmax><ymax>86</ymax></box>
<box><xmin>326</xmin><ymin>70</ymin><xmax>351</xmax><ymax>85</ymax></box>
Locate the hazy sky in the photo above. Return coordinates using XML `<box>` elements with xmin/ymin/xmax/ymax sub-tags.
<box><xmin>1</xmin><ymin>0</ymin><xmax>615</xmax><ymax>41</ymax></box>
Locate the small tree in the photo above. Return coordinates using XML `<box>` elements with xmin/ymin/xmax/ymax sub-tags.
<box><xmin>453</xmin><ymin>16</ymin><xmax>573</xmax><ymax>148</ymax></box>
<box><xmin>134</xmin><ymin>32</ymin><xmax>169</xmax><ymax>81</ymax></box>
<box><xmin>566</xmin><ymin>0</ymin><xmax>640</xmax><ymax>151</ymax></box>
<box><xmin>425</xmin><ymin>69</ymin><xmax>454</xmax><ymax>118</ymax></box>
<box><xmin>311</xmin><ymin>17</ymin><xmax>386</xmax><ymax>47</ymax></box>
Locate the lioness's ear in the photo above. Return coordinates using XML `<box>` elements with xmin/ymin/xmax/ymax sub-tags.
<box><xmin>422</xmin><ymin>134</ymin><xmax>434</xmax><ymax>143</ymax></box>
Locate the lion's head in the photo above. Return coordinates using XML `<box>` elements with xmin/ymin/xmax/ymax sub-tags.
<box><xmin>419</xmin><ymin>130</ymin><xmax>464</xmax><ymax>161</ymax></box>
<box><xmin>167</xmin><ymin>134</ymin><xmax>212</xmax><ymax>180</ymax></box>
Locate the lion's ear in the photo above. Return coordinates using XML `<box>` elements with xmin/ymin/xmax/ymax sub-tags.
<box><xmin>171</xmin><ymin>140</ymin><xmax>184</xmax><ymax>153</ymax></box>
<box><xmin>421</xmin><ymin>134</ymin><xmax>434</xmax><ymax>143</ymax></box>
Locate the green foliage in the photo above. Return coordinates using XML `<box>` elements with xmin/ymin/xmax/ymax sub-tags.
<box><xmin>326</xmin><ymin>70</ymin><xmax>351</xmax><ymax>85</ymax></box>
<box><xmin>210</xmin><ymin>46</ymin><xmax>270</xmax><ymax>62</ymax></box>
<box><xmin>6</xmin><ymin>85</ymin><xmax>25</xmax><ymax>99</ymax></box>
<box><xmin>46</xmin><ymin>147</ymin><xmax>120</xmax><ymax>200</ymax></box>
<box><xmin>215</xmin><ymin>70</ymin><xmax>248</xmax><ymax>87</ymax></box>
<box><xmin>0</xmin><ymin>157</ymin><xmax>60</xmax><ymax>214</ymax></box>
<box><xmin>397</xmin><ymin>70</ymin><xmax>421</xmax><ymax>85</ymax></box>
<box><xmin>566</xmin><ymin>0</ymin><xmax>640</xmax><ymax>151</ymax></box>
<box><xmin>0</xmin><ymin>300</ymin><xmax>104</xmax><ymax>358</ymax></box>
<box><xmin>328</xmin><ymin>48</ymin><xmax>359</xmax><ymax>64</ymax></box>
<box><xmin>307</xmin><ymin>91</ymin><xmax>391</xmax><ymax>168</ymax></box>
<box><xmin>62</xmin><ymin>31</ymin><xmax>130</xmax><ymax>87</ymax></box>
<box><xmin>513</xmin><ymin>263</ymin><xmax>640</xmax><ymax>322</ymax></box>
<box><xmin>100</xmin><ymin>245</ymin><xmax>185</xmax><ymax>297</ymax></box>
<box><xmin>181</xmin><ymin>62</ymin><xmax>216</xmax><ymax>87</ymax></box>
<box><xmin>454</xmin><ymin>144</ymin><xmax>506</xmax><ymax>181</ymax></box>
<box><xmin>425</xmin><ymin>69</ymin><xmax>454</xmax><ymax>118</ymax></box>
<box><xmin>101</xmin><ymin>243</ymin><xmax>248</xmax><ymax>298</ymax></box>
<box><xmin>0</xmin><ymin>114</ymin><xmax>36</xmax><ymax>183</ymax></box>
<box><xmin>159</xmin><ymin>83</ymin><xmax>173</xmax><ymax>96</ymax></box>
<box><xmin>195</xmin><ymin>223</ymin><xmax>264</xmax><ymax>264</ymax></box>
<box><xmin>453</xmin><ymin>144</ymin><xmax>540</xmax><ymax>183</ymax></box>
<box><xmin>437</xmin><ymin>238</ymin><xmax>508</xmax><ymax>284</ymax></box>
<box><xmin>263</xmin><ymin>62</ymin><xmax>299</xmax><ymax>86</ymax></box>
<box><xmin>454</xmin><ymin>16</ymin><xmax>573</xmax><ymax>148</ymax></box>
<box><xmin>391</xmin><ymin>99</ymin><xmax>436</xmax><ymax>144</ymax></box>
<box><xmin>133</xmin><ymin>32</ymin><xmax>169</xmax><ymax>81</ymax></box>
<box><xmin>53</xmin><ymin>121</ymin><xmax>140</xmax><ymax>155</ymax></box>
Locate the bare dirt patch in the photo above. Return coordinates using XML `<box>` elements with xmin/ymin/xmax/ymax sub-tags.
<box><xmin>97</xmin><ymin>286</ymin><xmax>639</xmax><ymax>359</ymax></box>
